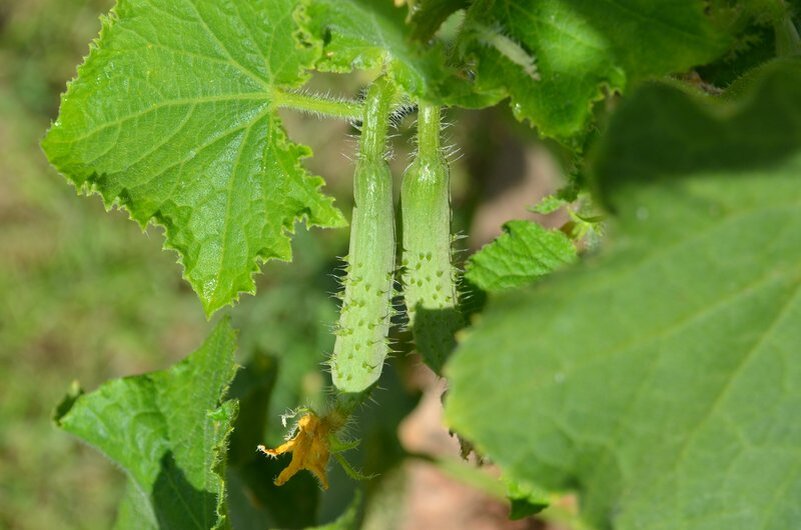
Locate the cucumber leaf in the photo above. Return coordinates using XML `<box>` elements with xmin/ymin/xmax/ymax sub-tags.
<box><xmin>464</xmin><ymin>220</ymin><xmax>577</xmax><ymax>293</ymax></box>
<box><xmin>446</xmin><ymin>59</ymin><xmax>801</xmax><ymax>530</ymax></box>
<box><xmin>54</xmin><ymin>319</ymin><xmax>239</xmax><ymax>529</ymax></box>
<box><xmin>42</xmin><ymin>0</ymin><xmax>345</xmax><ymax>315</ymax></box>
<box><xmin>458</xmin><ymin>0</ymin><xmax>732</xmax><ymax>146</ymax></box>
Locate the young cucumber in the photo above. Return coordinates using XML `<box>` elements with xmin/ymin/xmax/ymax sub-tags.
<box><xmin>401</xmin><ymin>103</ymin><xmax>462</xmax><ymax>374</ymax></box>
<box><xmin>330</xmin><ymin>79</ymin><xmax>397</xmax><ymax>393</ymax></box>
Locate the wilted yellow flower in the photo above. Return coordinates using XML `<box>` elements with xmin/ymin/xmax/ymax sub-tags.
<box><xmin>258</xmin><ymin>412</ymin><xmax>331</xmax><ymax>489</ymax></box>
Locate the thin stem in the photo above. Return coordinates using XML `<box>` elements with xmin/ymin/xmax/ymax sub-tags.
<box><xmin>358</xmin><ymin>77</ymin><xmax>396</xmax><ymax>161</ymax></box>
<box><xmin>272</xmin><ymin>89</ymin><xmax>364</xmax><ymax>120</ymax></box>
<box><xmin>417</xmin><ymin>102</ymin><xmax>442</xmax><ymax>159</ymax></box>
<box><xmin>328</xmin><ymin>391</ymin><xmax>370</xmax><ymax>429</ymax></box>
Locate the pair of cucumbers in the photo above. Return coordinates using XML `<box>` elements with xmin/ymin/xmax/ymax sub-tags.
<box><xmin>329</xmin><ymin>79</ymin><xmax>461</xmax><ymax>396</ymax></box>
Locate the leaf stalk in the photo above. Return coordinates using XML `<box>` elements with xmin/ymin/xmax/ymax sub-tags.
<box><xmin>273</xmin><ymin>89</ymin><xmax>364</xmax><ymax>120</ymax></box>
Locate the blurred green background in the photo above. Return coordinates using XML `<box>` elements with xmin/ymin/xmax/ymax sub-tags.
<box><xmin>0</xmin><ymin>0</ymin><xmax>208</xmax><ymax>527</ymax></box>
<box><xmin>0</xmin><ymin>2</ymin><xmax>349</xmax><ymax>526</ymax></box>
<box><xmin>0</xmin><ymin>1</ymin><xmax>563</xmax><ymax>528</ymax></box>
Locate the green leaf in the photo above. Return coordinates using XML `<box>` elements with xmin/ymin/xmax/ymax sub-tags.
<box><xmin>504</xmin><ymin>478</ymin><xmax>549</xmax><ymax>520</ymax></box>
<box><xmin>458</xmin><ymin>0</ymin><xmax>732</xmax><ymax>145</ymax></box>
<box><xmin>446</xmin><ymin>59</ymin><xmax>801</xmax><ymax>530</ymax></box>
<box><xmin>694</xmin><ymin>0</ymin><xmax>801</xmax><ymax>87</ymax></box>
<box><xmin>42</xmin><ymin>0</ymin><xmax>346</xmax><ymax>315</ymax></box>
<box><xmin>528</xmin><ymin>194</ymin><xmax>566</xmax><ymax>215</ymax></box>
<box><xmin>301</xmin><ymin>0</ymin><xmax>405</xmax><ymax>73</ymax></box>
<box><xmin>407</xmin><ymin>0</ymin><xmax>469</xmax><ymax>42</ymax></box>
<box><xmin>464</xmin><ymin>220</ymin><xmax>576</xmax><ymax>293</ymax></box>
<box><xmin>300</xmin><ymin>0</ymin><xmax>492</xmax><ymax>105</ymax></box>
<box><xmin>54</xmin><ymin>319</ymin><xmax>240</xmax><ymax>529</ymax></box>
<box><xmin>695</xmin><ymin>12</ymin><xmax>777</xmax><ymax>87</ymax></box>
<box><xmin>113</xmin><ymin>482</ymin><xmax>159</xmax><ymax>530</ymax></box>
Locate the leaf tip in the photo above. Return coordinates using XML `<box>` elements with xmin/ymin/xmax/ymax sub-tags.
<box><xmin>52</xmin><ymin>380</ymin><xmax>85</xmax><ymax>427</ymax></box>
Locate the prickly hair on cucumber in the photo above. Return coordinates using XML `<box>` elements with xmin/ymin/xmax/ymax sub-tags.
<box><xmin>330</xmin><ymin>78</ymin><xmax>397</xmax><ymax>393</ymax></box>
<box><xmin>401</xmin><ymin>103</ymin><xmax>463</xmax><ymax>374</ymax></box>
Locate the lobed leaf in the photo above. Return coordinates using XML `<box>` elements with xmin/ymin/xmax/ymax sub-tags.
<box><xmin>446</xmin><ymin>59</ymin><xmax>801</xmax><ymax>530</ymax></box>
<box><xmin>458</xmin><ymin>0</ymin><xmax>732</xmax><ymax>146</ymax></box>
<box><xmin>54</xmin><ymin>319</ymin><xmax>239</xmax><ymax>530</ymax></box>
<box><xmin>464</xmin><ymin>220</ymin><xmax>576</xmax><ymax>293</ymax></box>
<box><xmin>42</xmin><ymin>0</ymin><xmax>346</xmax><ymax>315</ymax></box>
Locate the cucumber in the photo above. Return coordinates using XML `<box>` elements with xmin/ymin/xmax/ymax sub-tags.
<box><xmin>401</xmin><ymin>103</ymin><xmax>462</xmax><ymax>374</ymax></box>
<box><xmin>330</xmin><ymin>78</ymin><xmax>397</xmax><ymax>393</ymax></box>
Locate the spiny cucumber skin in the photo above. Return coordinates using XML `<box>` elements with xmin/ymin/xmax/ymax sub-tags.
<box><xmin>401</xmin><ymin>106</ymin><xmax>462</xmax><ymax>373</ymax></box>
<box><xmin>331</xmin><ymin>162</ymin><xmax>395</xmax><ymax>392</ymax></box>
<box><xmin>330</xmin><ymin>79</ymin><xmax>396</xmax><ymax>394</ymax></box>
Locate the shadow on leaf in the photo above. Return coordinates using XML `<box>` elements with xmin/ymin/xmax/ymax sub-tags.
<box><xmin>153</xmin><ymin>452</ymin><xmax>218</xmax><ymax>529</ymax></box>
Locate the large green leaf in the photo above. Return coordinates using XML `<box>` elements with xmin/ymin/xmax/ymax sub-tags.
<box><xmin>446</xmin><ymin>59</ymin><xmax>801</xmax><ymax>530</ymax></box>
<box><xmin>54</xmin><ymin>319</ymin><xmax>239</xmax><ymax>529</ymax></box>
<box><xmin>458</xmin><ymin>0</ymin><xmax>732</xmax><ymax>145</ymax></box>
<box><xmin>42</xmin><ymin>0</ymin><xmax>345</xmax><ymax>315</ymax></box>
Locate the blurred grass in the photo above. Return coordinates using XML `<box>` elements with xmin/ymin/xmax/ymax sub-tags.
<box><xmin>0</xmin><ymin>1</ymin><xmax>214</xmax><ymax>527</ymax></box>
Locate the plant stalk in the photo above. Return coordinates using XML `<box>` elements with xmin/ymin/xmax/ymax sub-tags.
<box><xmin>273</xmin><ymin>89</ymin><xmax>364</xmax><ymax>120</ymax></box>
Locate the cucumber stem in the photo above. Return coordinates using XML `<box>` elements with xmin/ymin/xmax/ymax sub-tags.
<box><xmin>358</xmin><ymin>78</ymin><xmax>395</xmax><ymax>161</ymax></box>
<box><xmin>417</xmin><ymin>103</ymin><xmax>441</xmax><ymax>157</ymax></box>
<box><xmin>272</xmin><ymin>88</ymin><xmax>364</xmax><ymax>120</ymax></box>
